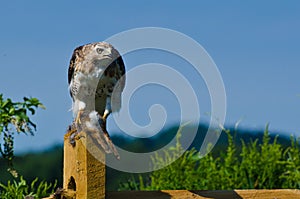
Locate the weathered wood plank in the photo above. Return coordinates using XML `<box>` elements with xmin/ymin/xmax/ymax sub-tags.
<box><xmin>63</xmin><ymin>130</ymin><xmax>105</xmax><ymax>199</ymax></box>
<box><xmin>106</xmin><ymin>189</ymin><xmax>300</xmax><ymax>199</ymax></box>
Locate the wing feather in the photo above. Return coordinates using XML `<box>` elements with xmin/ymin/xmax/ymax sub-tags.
<box><xmin>68</xmin><ymin>45</ymin><xmax>84</xmax><ymax>84</ymax></box>
<box><xmin>116</xmin><ymin>56</ymin><xmax>126</xmax><ymax>91</ymax></box>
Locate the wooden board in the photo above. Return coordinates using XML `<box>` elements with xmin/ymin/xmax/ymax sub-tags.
<box><xmin>107</xmin><ymin>189</ymin><xmax>300</xmax><ymax>199</ymax></box>
<box><xmin>63</xmin><ymin>130</ymin><xmax>106</xmax><ymax>199</ymax></box>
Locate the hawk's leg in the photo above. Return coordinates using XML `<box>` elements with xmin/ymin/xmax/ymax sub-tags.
<box><xmin>103</xmin><ymin>96</ymin><xmax>112</xmax><ymax>120</ymax></box>
<box><xmin>71</xmin><ymin>104</ymin><xmax>85</xmax><ymax>146</ymax></box>
<box><xmin>75</xmin><ymin>109</ymin><xmax>84</xmax><ymax>124</ymax></box>
<box><xmin>74</xmin><ymin>100</ymin><xmax>86</xmax><ymax>125</ymax></box>
<box><xmin>101</xmin><ymin>96</ymin><xmax>112</xmax><ymax>129</ymax></box>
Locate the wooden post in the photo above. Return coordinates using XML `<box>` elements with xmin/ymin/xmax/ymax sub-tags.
<box><xmin>63</xmin><ymin>130</ymin><xmax>106</xmax><ymax>199</ymax></box>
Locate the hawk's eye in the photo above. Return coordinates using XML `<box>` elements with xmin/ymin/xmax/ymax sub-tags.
<box><xmin>96</xmin><ymin>48</ymin><xmax>104</xmax><ymax>54</ymax></box>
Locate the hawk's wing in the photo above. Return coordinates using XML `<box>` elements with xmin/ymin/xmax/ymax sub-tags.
<box><xmin>68</xmin><ymin>45</ymin><xmax>84</xmax><ymax>100</ymax></box>
<box><xmin>114</xmin><ymin>55</ymin><xmax>126</xmax><ymax>92</ymax></box>
<box><xmin>104</xmin><ymin>55</ymin><xmax>126</xmax><ymax>113</ymax></box>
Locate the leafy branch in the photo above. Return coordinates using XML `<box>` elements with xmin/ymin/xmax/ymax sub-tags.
<box><xmin>0</xmin><ymin>94</ymin><xmax>45</xmax><ymax>176</ymax></box>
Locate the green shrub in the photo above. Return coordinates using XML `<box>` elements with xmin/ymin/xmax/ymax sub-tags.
<box><xmin>280</xmin><ymin>136</ymin><xmax>300</xmax><ymax>188</ymax></box>
<box><xmin>0</xmin><ymin>94</ymin><xmax>57</xmax><ymax>198</ymax></box>
<box><xmin>120</xmin><ymin>125</ymin><xmax>300</xmax><ymax>190</ymax></box>
<box><xmin>0</xmin><ymin>94</ymin><xmax>45</xmax><ymax>175</ymax></box>
<box><xmin>0</xmin><ymin>176</ymin><xmax>56</xmax><ymax>199</ymax></box>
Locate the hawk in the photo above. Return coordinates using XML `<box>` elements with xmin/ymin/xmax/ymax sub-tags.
<box><xmin>68</xmin><ymin>42</ymin><xmax>125</xmax><ymax>158</ymax></box>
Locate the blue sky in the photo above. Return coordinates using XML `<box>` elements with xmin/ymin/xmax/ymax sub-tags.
<box><xmin>0</xmin><ymin>1</ymin><xmax>300</xmax><ymax>153</ymax></box>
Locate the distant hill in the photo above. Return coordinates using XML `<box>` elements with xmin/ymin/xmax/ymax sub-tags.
<box><xmin>0</xmin><ymin>124</ymin><xmax>294</xmax><ymax>190</ymax></box>
<box><xmin>111</xmin><ymin>124</ymin><xmax>292</xmax><ymax>154</ymax></box>
<box><xmin>0</xmin><ymin>144</ymin><xmax>63</xmax><ymax>187</ymax></box>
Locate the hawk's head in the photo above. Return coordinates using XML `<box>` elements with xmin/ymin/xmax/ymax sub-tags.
<box><xmin>68</xmin><ymin>42</ymin><xmax>123</xmax><ymax>83</ymax></box>
<box><xmin>77</xmin><ymin>42</ymin><xmax>120</xmax><ymax>65</ymax></box>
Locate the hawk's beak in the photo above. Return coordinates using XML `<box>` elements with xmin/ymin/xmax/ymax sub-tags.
<box><xmin>103</xmin><ymin>54</ymin><xmax>112</xmax><ymax>59</ymax></box>
<box><xmin>103</xmin><ymin>48</ymin><xmax>112</xmax><ymax>57</ymax></box>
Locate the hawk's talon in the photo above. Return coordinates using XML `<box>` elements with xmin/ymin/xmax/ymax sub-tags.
<box><xmin>69</xmin><ymin>131</ymin><xmax>85</xmax><ymax>147</ymax></box>
<box><xmin>75</xmin><ymin>132</ymin><xmax>85</xmax><ymax>140</ymax></box>
<box><xmin>69</xmin><ymin>131</ymin><xmax>78</xmax><ymax>147</ymax></box>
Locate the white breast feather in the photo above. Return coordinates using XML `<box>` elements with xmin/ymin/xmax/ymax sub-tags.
<box><xmin>71</xmin><ymin>68</ymin><xmax>104</xmax><ymax>117</ymax></box>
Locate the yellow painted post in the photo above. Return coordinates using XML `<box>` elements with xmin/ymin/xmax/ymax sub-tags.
<box><xmin>63</xmin><ymin>130</ymin><xmax>106</xmax><ymax>199</ymax></box>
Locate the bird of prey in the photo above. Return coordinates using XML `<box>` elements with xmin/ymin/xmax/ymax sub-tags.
<box><xmin>68</xmin><ymin>42</ymin><xmax>125</xmax><ymax>158</ymax></box>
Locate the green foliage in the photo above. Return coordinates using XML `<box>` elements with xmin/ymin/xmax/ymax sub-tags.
<box><xmin>239</xmin><ymin>125</ymin><xmax>284</xmax><ymax>188</ymax></box>
<box><xmin>0</xmin><ymin>176</ymin><xmax>56</xmax><ymax>199</ymax></box>
<box><xmin>147</xmin><ymin>127</ymin><xmax>200</xmax><ymax>190</ymax></box>
<box><xmin>0</xmin><ymin>94</ymin><xmax>45</xmax><ymax>174</ymax></box>
<box><xmin>120</xmin><ymin>125</ymin><xmax>300</xmax><ymax>190</ymax></box>
<box><xmin>0</xmin><ymin>94</ymin><xmax>58</xmax><ymax>198</ymax></box>
<box><xmin>118</xmin><ymin>175</ymin><xmax>145</xmax><ymax>191</ymax></box>
<box><xmin>280</xmin><ymin>136</ymin><xmax>300</xmax><ymax>188</ymax></box>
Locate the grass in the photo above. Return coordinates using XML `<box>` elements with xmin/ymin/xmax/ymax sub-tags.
<box><xmin>119</xmin><ymin>125</ymin><xmax>300</xmax><ymax>190</ymax></box>
<box><xmin>0</xmin><ymin>176</ymin><xmax>56</xmax><ymax>199</ymax></box>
